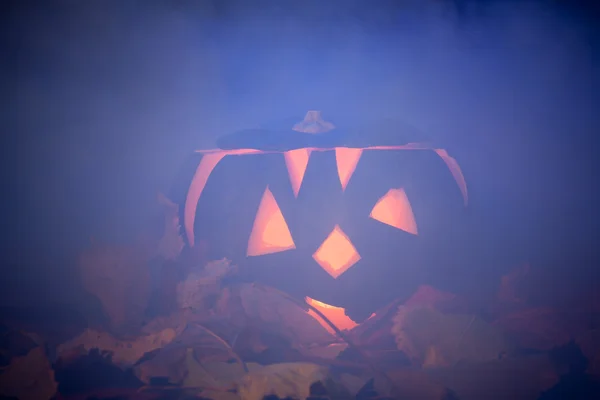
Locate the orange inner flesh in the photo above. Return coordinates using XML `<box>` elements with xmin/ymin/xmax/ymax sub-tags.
<box><xmin>306</xmin><ymin>297</ymin><xmax>359</xmax><ymax>333</ymax></box>
<box><xmin>284</xmin><ymin>148</ymin><xmax>311</xmax><ymax>197</ymax></box>
<box><xmin>312</xmin><ymin>225</ymin><xmax>361</xmax><ymax>278</ymax></box>
<box><xmin>185</xmin><ymin>145</ymin><xmax>467</xmax><ymax>247</ymax></box>
<box><xmin>247</xmin><ymin>187</ymin><xmax>296</xmax><ymax>256</ymax></box>
<box><xmin>369</xmin><ymin>188</ymin><xmax>418</xmax><ymax>235</ymax></box>
<box><xmin>335</xmin><ymin>147</ymin><xmax>363</xmax><ymax>191</ymax></box>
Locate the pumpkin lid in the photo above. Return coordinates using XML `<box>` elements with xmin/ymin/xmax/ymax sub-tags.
<box><xmin>216</xmin><ymin>110</ymin><xmax>429</xmax><ymax>151</ymax></box>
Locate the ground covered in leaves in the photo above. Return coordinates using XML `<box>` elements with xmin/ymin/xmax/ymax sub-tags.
<box><xmin>1</xmin><ymin>199</ymin><xmax>599</xmax><ymax>400</ymax></box>
<box><xmin>2</xmin><ymin>256</ymin><xmax>600</xmax><ymax>400</ymax></box>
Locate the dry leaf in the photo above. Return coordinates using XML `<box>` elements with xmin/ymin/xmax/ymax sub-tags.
<box><xmin>57</xmin><ymin>327</ymin><xmax>179</xmax><ymax>367</ymax></box>
<box><xmin>0</xmin><ymin>346</ymin><xmax>57</xmax><ymax>400</ymax></box>
<box><xmin>497</xmin><ymin>264</ymin><xmax>531</xmax><ymax>304</ymax></box>
<box><xmin>139</xmin><ymin>310</ymin><xmax>197</xmax><ymax>335</ymax></box>
<box><xmin>576</xmin><ymin>329</ymin><xmax>600</xmax><ymax>377</ymax></box>
<box><xmin>304</xmin><ymin>343</ymin><xmax>349</xmax><ymax>360</ymax></box>
<box><xmin>385</xmin><ymin>368</ymin><xmax>457</xmax><ymax>400</ymax></box>
<box><xmin>156</xmin><ymin>192</ymin><xmax>184</xmax><ymax>261</ymax></box>
<box><xmin>135</xmin><ymin>320</ymin><xmax>248</xmax><ymax>386</ymax></box>
<box><xmin>177</xmin><ymin>259</ymin><xmax>235</xmax><ymax>311</ymax></box>
<box><xmin>426</xmin><ymin>355</ymin><xmax>560</xmax><ymax>400</ymax></box>
<box><xmin>183</xmin><ymin>348</ymin><xmax>264</xmax><ymax>400</ymax></box>
<box><xmin>0</xmin><ymin>327</ymin><xmax>39</xmax><ymax>363</ymax></box>
<box><xmin>392</xmin><ymin>306</ymin><xmax>513</xmax><ymax>367</ymax></box>
<box><xmin>183</xmin><ymin>348</ymin><xmax>248</xmax><ymax>387</ymax></box>
<box><xmin>493</xmin><ymin>307</ymin><xmax>588</xmax><ymax>351</ymax></box>
<box><xmin>423</xmin><ymin>345</ymin><xmax>451</xmax><ymax>369</ymax></box>
<box><xmin>337</xmin><ymin>373</ymin><xmax>371</xmax><ymax>397</ymax></box>
<box><xmin>237</xmin><ymin>362</ymin><xmax>328</xmax><ymax>400</ymax></box>
<box><xmin>346</xmin><ymin>298</ymin><xmax>402</xmax><ymax>348</ymax></box>
<box><xmin>80</xmin><ymin>193</ymin><xmax>185</xmax><ymax>334</ymax></box>
<box><xmin>404</xmin><ymin>285</ymin><xmax>459</xmax><ymax>308</ymax></box>
<box><xmin>79</xmin><ymin>241</ymin><xmax>153</xmax><ymax>334</ymax></box>
<box><xmin>134</xmin><ymin>346</ymin><xmax>188</xmax><ymax>384</ymax></box>
<box><xmin>238</xmin><ymin>284</ymin><xmax>335</xmax><ymax>348</ymax></box>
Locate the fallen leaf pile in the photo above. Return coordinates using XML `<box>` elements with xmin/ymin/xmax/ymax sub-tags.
<box><xmin>391</xmin><ymin>305</ymin><xmax>514</xmax><ymax>368</ymax></box>
<box><xmin>176</xmin><ymin>258</ymin><xmax>238</xmax><ymax>312</ymax></box>
<box><xmin>56</xmin><ymin>326</ymin><xmax>181</xmax><ymax>367</ymax></box>
<box><xmin>79</xmin><ymin>240</ymin><xmax>153</xmax><ymax>335</ymax></box>
<box><xmin>0</xmin><ymin>346</ymin><xmax>57</xmax><ymax>400</ymax></box>
<box><xmin>5</xmin><ymin>201</ymin><xmax>600</xmax><ymax>400</ymax></box>
<box><xmin>237</xmin><ymin>363</ymin><xmax>329</xmax><ymax>400</ymax></box>
<box><xmin>155</xmin><ymin>192</ymin><xmax>185</xmax><ymax>262</ymax></box>
<box><xmin>79</xmin><ymin>192</ymin><xmax>185</xmax><ymax>335</ymax></box>
<box><xmin>576</xmin><ymin>330</ymin><xmax>600</xmax><ymax>377</ymax></box>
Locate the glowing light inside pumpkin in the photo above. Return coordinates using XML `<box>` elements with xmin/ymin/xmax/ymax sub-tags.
<box><xmin>284</xmin><ymin>148</ymin><xmax>311</xmax><ymax>197</ymax></box>
<box><xmin>247</xmin><ymin>187</ymin><xmax>296</xmax><ymax>256</ymax></box>
<box><xmin>370</xmin><ymin>188</ymin><xmax>418</xmax><ymax>235</ymax></box>
<box><xmin>313</xmin><ymin>225</ymin><xmax>361</xmax><ymax>278</ymax></box>
<box><xmin>306</xmin><ymin>297</ymin><xmax>358</xmax><ymax>333</ymax></box>
<box><xmin>185</xmin><ymin>145</ymin><xmax>468</xmax><ymax>247</ymax></box>
<box><xmin>184</xmin><ymin>152</ymin><xmax>227</xmax><ymax>246</ymax></box>
<box><xmin>335</xmin><ymin>147</ymin><xmax>362</xmax><ymax>191</ymax></box>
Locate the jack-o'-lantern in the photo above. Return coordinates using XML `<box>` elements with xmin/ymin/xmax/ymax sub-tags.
<box><xmin>171</xmin><ymin>111</ymin><xmax>467</xmax><ymax>322</ymax></box>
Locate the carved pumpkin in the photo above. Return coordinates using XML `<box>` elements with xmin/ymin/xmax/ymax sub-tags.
<box><xmin>172</xmin><ymin>111</ymin><xmax>467</xmax><ymax>322</ymax></box>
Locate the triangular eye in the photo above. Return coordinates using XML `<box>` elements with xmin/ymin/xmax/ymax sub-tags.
<box><xmin>369</xmin><ymin>188</ymin><xmax>418</xmax><ymax>235</ymax></box>
<box><xmin>247</xmin><ymin>187</ymin><xmax>296</xmax><ymax>256</ymax></box>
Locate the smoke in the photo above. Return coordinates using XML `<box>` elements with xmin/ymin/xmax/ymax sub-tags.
<box><xmin>9</xmin><ymin>1</ymin><xmax>598</xmax><ymax>275</ymax></box>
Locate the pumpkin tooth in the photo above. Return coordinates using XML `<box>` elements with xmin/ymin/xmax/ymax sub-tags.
<box><xmin>284</xmin><ymin>148</ymin><xmax>311</xmax><ymax>197</ymax></box>
<box><xmin>335</xmin><ymin>147</ymin><xmax>362</xmax><ymax>191</ymax></box>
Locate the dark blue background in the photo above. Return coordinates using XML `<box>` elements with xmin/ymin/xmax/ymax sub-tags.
<box><xmin>3</xmin><ymin>0</ymin><xmax>598</xmax><ymax>308</ymax></box>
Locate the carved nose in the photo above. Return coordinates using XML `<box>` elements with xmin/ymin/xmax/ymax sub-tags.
<box><xmin>312</xmin><ymin>225</ymin><xmax>361</xmax><ymax>278</ymax></box>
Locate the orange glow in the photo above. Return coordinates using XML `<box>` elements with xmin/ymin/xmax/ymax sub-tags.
<box><xmin>434</xmin><ymin>149</ymin><xmax>468</xmax><ymax>206</ymax></box>
<box><xmin>369</xmin><ymin>188</ymin><xmax>418</xmax><ymax>235</ymax></box>
<box><xmin>335</xmin><ymin>147</ymin><xmax>362</xmax><ymax>191</ymax></box>
<box><xmin>247</xmin><ymin>187</ymin><xmax>296</xmax><ymax>256</ymax></box>
<box><xmin>194</xmin><ymin>145</ymin><xmax>427</xmax><ymax>155</ymax></box>
<box><xmin>284</xmin><ymin>148</ymin><xmax>311</xmax><ymax>197</ymax></box>
<box><xmin>185</xmin><ymin>152</ymin><xmax>227</xmax><ymax>246</ymax></box>
<box><xmin>312</xmin><ymin>225</ymin><xmax>361</xmax><ymax>278</ymax></box>
<box><xmin>185</xmin><ymin>145</ymin><xmax>468</xmax><ymax>246</ymax></box>
<box><xmin>305</xmin><ymin>297</ymin><xmax>358</xmax><ymax>333</ymax></box>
